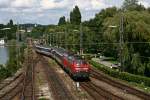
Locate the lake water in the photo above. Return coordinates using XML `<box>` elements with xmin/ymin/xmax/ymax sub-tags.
<box><xmin>0</xmin><ymin>46</ymin><xmax>9</xmax><ymax>65</ymax></box>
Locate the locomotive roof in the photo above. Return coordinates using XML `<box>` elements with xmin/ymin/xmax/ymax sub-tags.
<box><xmin>36</xmin><ymin>45</ymin><xmax>51</xmax><ymax>50</ymax></box>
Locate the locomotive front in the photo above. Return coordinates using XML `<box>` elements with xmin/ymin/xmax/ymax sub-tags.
<box><xmin>72</xmin><ymin>57</ymin><xmax>90</xmax><ymax>79</ymax></box>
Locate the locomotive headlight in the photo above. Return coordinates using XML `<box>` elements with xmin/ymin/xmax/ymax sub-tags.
<box><xmin>82</xmin><ymin>68</ymin><xmax>88</xmax><ymax>70</ymax></box>
<box><xmin>75</xmin><ymin>68</ymin><xmax>80</xmax><ymax>70</ymax></box>
<box><xmin>76</xmin><ymin>63</ymin><xmax>80</xmax><ymax>67</ymax></box>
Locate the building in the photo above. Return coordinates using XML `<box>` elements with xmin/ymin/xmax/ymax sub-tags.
<box><xmin>27</xmin><ymin>27</ymin><xmax>33</xmax><ymax>33</ymax></box>
<box><xmin>0</xmin><ymin>39</ymin><xmax>5</xmax><ymax>45</ymax></box>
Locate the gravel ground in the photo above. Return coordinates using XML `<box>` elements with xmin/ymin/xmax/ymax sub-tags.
<box><xmin>34</xmin><ymin>60</ymin><xmax>54</xmax><ymax>100</ymax></box>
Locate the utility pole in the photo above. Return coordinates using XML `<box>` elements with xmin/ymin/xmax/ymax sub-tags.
<box><xmin>80</xmin><ymin>23</ymin><xmax>83</xmax><ymax>55</ymax></box>
<box><xmin>53</xmin><ymin>33</ymin><xmax>55</xmax><ymax>46</ymax></box>
<box><xmin>47</xmin><ymin>34</ymin><xmax>48</xmax><ymax>45</ymax></box>
<box><xmin>52</xmin><ymin>33</ymin><xmax>54</xmax><ymax>46</ymax></box>
<box><xmin>57</xmin><ymin>33</ymin><xmax>59</xmax><ymax>47</ymax></box>
<box><xmin>58</xmin><ymin>32</ymin><xmax>61</xmax><ymax>48</ymax></box>
<box><xmin>49</xmin><ymin>33</ymin><xmax>51</xmax><ymax>46</ymax></box>
<box><xmin>65</xmin><ymin>28</ymin><xmax>67</xmax><ymax>49</ymax></box>
<box><xmin>72</xmin><ymin>31</ymin><xmax>74</xmax><ymax>49</ymax></box>
<box><xmin>56</xmin><ymin>33</ymin><xmax>57</xmax><ymax>47</ymax></box>
<box><xmin>53</xmin><ymin>33</ymin><xmax>56</xmax><ymax>46</ymax></box>
<box><xmin>16</xmin><ymin>23</ymin><xmax>19</xmax><ymax>69</ymax></box>
<box><xmin>16</xmin><ymin>23</ymin><xmax>19</xmax><ymax>42</ymax></box>
<box><xmin>119</xmin><ymin>14</ymin><xmax>124</xmax><ymax>71</ymax></box>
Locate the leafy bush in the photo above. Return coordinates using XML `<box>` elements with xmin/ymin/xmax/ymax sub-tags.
<box><xmin>0</xmin><ymin>65</ymin><xmax>11</xmax><ymax>81</ymax></box>
<box><xmin>90</xmin><ymin>60</ymin><xmax>150</xmax><ymax>87</ymax></box>
<box><xmin>83</xmin><ymin>54</ymin><xmax>93</xmax><ymax>61</ymax></box>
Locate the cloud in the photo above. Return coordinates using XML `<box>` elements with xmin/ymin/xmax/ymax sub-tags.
<box><xmin>74</xmin><ymin>0</ymin><xmax>113</xmax><ymax>11</ymax></box>
<box><xmin>1</xmin><ymin>0</ymin><xmax>148</xmax><ymax>25</ymax></box>
<box><xmin>92</xmin><ymin>0</ymin><xmax>113</xmax><ymax>10</ymax></box>
<box><xmin>0</xmin><ymin>0</ymin><xmax>11</xmax><ymax>8</ymax></box>
<box><xmin>11</xmin><ymin>0</ymin><xmax>32</xmax><ymax>8</ymax></box>
<box><xmin>40</xmin><ymin>0</ymin><xmax>71</xmax><ymax>10</ymax></box>
<box><xmin>0</xmin><ymin>0</ymin><xmax>37</xmax><ymax>8</ymax></box>
<box><xmin>0</xmin><ymin>0</ymin><xmax>115</xmax><ymax>12</ymax></box>
<box><xmin>138</xmin><ymin>0</ymin><xmax>150</xmax><ymax>8</ymax></box>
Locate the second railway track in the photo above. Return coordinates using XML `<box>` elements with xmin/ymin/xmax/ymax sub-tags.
<box><xmin>41</xmin><ymin>56</ymin><xmax>75</xmax><ymax>100</ymax></box>
<box><xmin>90</xmin><ymin>68</ymin><xmax>150</xmax><ymax>100</ymax></box>
<box><xmin>0</xmin><ymin>71</ymin><xmax>24</xmax><ymax>100</ymax></box>
<box><xmin>81</xmin><ymin>81</ymin><xmax>123</xmax><ymax>100</ymax></box>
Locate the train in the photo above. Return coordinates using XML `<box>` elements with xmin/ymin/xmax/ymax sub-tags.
<box><xmin>35</xmin><ymin>45</ymin><xmax>90</xmax><ymax>79</ymax></box>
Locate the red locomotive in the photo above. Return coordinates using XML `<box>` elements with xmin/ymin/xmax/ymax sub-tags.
<box><xmin>35</xmin><ymin>45</ymin><xmax>90</xmax><ymax>79</ymax></box>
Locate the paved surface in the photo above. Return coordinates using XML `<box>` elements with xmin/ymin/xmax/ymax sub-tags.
<box><xmin>92</xmin><ymin>58</ymin><xmax>119</xmax><ymax>69</ymax></box>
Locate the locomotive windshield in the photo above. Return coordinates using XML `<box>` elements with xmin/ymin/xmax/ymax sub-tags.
<box><xmin>76</xmin><ymin>60</ymin><xmax>87</xmax><ymax>64</ymax></box>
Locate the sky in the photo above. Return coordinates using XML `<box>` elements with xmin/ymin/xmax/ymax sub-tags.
<box><xmin>0</xmin><ymin>0</ymin><xmax>149</xmax><ymax>25</ymax></box>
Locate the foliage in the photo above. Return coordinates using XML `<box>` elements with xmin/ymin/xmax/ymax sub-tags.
<box><xmin>130</xmin><ymin>53</ymin><xmax>145</xmax><ymax>75</ymax></box>
<box><xmin>145</xmin><ymin>62</ymin><xmax>150</xmax><ymax>77</ymax></box>
<box><xmin>122</xmin><ymin>0</ymin><xmax>145</xmax><ymax>11</ymax></box>
<box><xmin>58</xmin><ymin>16</ymin><xmax>66</xmax><ymax>25</ymax></box>
<box><xmin>70</xmin><ymin>6</ymin><xmax>81</xmax><ymax>25</ymax></box>
<box><xmin>102</xmin><ymin>10</ymin><xmax>150</xmax><ymax>75</ymax></box>
<box><xmin>7</xmin><ymin>19</ymin><xmax>13</xmax><ymax>26</ymax></box>
<box><xmin>0</xmin><ymin>20</ymin><xmax>17</xmax><ymax>40</ymax></box>
<box><xmin>0</xmin><ymin>65</ymin><xmax>11</xmax><ymax>80</ymax></box>
<box><xmin>30</xmin><ymin>26</ymin><xmax>46</xmax><ymax>38</ymax></box>
<box><xmin>90</xmin><ymin>60</ymin><xmax>150</xmax><ymax>87</ymax></box>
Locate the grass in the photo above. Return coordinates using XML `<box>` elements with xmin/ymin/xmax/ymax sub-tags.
<box><xmin>109</xmin><ymin>60</ymin><xmax>118</xmax><ymax>65</ymax></box>
<box><xmin>48</xmin><ymin>59</ymin><xmax>56</xmax><ymax>66</ymax></box>
<box><xmin>128</xmin><ymin>82</ymin><xmax>150</xmax><ymax>93</ymax></box>
<box><xmin>38</xmin><ymin>98</ymin><xmax>48</xmax><ymax>100</ymax></box>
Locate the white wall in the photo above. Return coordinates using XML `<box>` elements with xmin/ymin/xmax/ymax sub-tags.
<box><xmin>0</xmin><ymin>40</ymin><xmax>5</xmax><ymax>44</ymax></box>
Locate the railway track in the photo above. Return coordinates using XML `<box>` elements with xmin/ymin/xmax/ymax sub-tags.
<box><xmin>0</xmin><ymin>69</ymin><xmax>23</xmax><ymax>91</ymax></box>
<box><xmin>81</xmin><ymin>81</ymin><xmax>123</xmax><ymax>100</ymax></box>
<box><xmin>41</xmin><ymin>57</ymin><xmax>74</xmax><ymax>100</ymax></box>
<box><xmin>0</xmin><ymin>72</ymin><xmax>24</xmax><ymax>100</ymax></box>
<box><xmin>90</xmin><ymin>68</ymin><xmax>150</xmax><ymax>100</ymax></box>
<box><xmin>20</xmin><ymin>53</ymin><xmax>35</xmax><ymax>100</ymax></box>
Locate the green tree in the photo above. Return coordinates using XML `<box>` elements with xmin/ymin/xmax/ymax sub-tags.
<box><xmin>148</xmin><ymin>7</ymin><xmax>150</xmax><ymax>13</ymax></box>
<box><xmin>70</xmin><ymin>11</ymin><xmax>74</xmax><ymax>24</ymax></box>
<box><xmin>9</xmin><ymin>19</ymin><xmax>13</xmax><ymax>26</ymax></box>
<box><xmin>99</xmin><ymin>10</ymin><xmax>150</xmax><ymax>76</ymax></box>
<box><xmin>131</xmin><ymin>53</ymin><xmax>145</xmax><ymax>75</ymax></box>
<box><xmin>58</xmin><ymin>16</ymin><xmax>66</xmax><ymax>25</ymax></box>
<box><xmin>70</xmin><ymin>6</ymin><xmax>81</xmax><ymax>25</ymax></box>
<box><xmin>122</xmin><ymin>44</ymin><xmax>131</xmax><ymax>71</ymax></box>
<box><xmin>7</xmin><ymin>19</ymin><xmax>13</xmax><ymax>27</ymax></box>
<box><xmin>145</xmin><ymin>61</ymin><xmax>150</xmax><ymax>77</ymax></box>
<box><xmin>123</xmin><ymin>0</ymin><xmax>145</xmax><ymax>11</ymax></box>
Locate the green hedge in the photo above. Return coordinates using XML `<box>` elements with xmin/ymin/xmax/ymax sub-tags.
<box><xmin>90</xmin><ymin>60</ymin><xmax>150</xmax><ymax>87</ymax></box>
